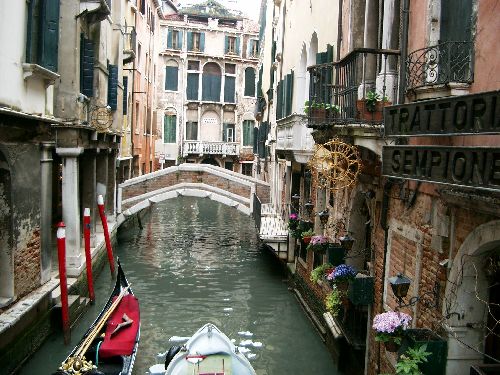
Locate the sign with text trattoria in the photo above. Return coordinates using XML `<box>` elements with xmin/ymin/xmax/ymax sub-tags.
<box><xmin>382</xmin><ymin>146</ymin><xmax>500</xmax><ymax>191</ymax></box>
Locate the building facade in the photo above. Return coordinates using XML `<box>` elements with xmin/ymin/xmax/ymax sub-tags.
<box><xmin>156</xmin><ymin>1</ymin><xmax>259</xmax><ymax>175</ymax></box>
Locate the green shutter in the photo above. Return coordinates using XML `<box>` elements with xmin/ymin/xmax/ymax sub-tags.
<box><xmin>253</xmin><ymin>125</ymin><xmax>258</xmax><ymax>153</ymax></box>
<box><xmin>243</xmin><ymin>120</ymin><xmax>254</xmax><ymax>146</ymax></box>
<box><xmin>440</xmin><ymin>0</ymin><xmax>473</xmax><ymax>42</ymax></box>
<box><xmin>187</xmin><ymin>73</ymin><xmax>199</xmax><ymax>100</ymax></box>
<box><xmin>122</xmin><ymin>76</ymin><xmax>128</xmax><ymax>115</ymax></box>
<box><xmin>186</xmin><ymin>122</ymin><xmax>198</xmax><ymax>140</ymax></box>
<box><xmin>199</xmin><ymin>32</ymin><xmax>205</xmax><ymax>52</ymax></box>
<box><xmin>276</xmin><ymin>80</ymin><xmax>282</xmax><ymax>119</ymax></box>
<box><xmin>258</xmin><ymin>122</ymin><xmax>268</xmax><ymax>158</ymax></box>
<box><xmin>203</xmin><ymin>73</ymin><xmax>221</xmax><ymax>102</ymax></box>
<box><xmin>327</xmin><ymin>44</ymin><xmax>334</xmax><ymax>62</ymax></box>
<box><xmin>187</xmin><ymin>31</ymin><xmax>193</xmax><ymax>50</ymax></box>
<box><xmin>80</xmin><ymin>34</ymin><xmax>94</xmax><ymax>98</ymax></box>
<box><xmin>165</xmin><ymin>66</ymin><xmax>178</xmax><ymax>91</ymax></box>
<box><xmin>164</xmin><ymin>115</ymin><xmax>176</xmax><ymax>143</ymax></box>
<box><xmin>271</xmin><ymin>41</ymin><xmax>276</xmax><ymax>61</ymax></box>
<box><xmin>167</xmin><ymin>29</ymin><xmax>173</xmax><ymax>48</ymax></box>
<box><xmin>235</xmin><ymin>37</ymin><xmax>240</xmax><ymax>55</ymax></box>
<box><xmin>39</xmin><ymin>0</ymin><xmax>60</xmax><ymax>72</ymax></box>
<box><xmin>224</xmin><ymin>36</ymin><xmax>229</xmax><ymax>54</ymax></box>
<box><xmin>224</xmin><ymin>76</ymin><xmax>235</xmax><ymax>103</ymax></box>
<box><xmin>178</xmin><ymin>31</ymin><xmax>183</xmax><ymax>49</ymax></box>
<box><xmin>286</xmin><ymin>72</ymin><xmax>293</xmax><ymax>116</ymax></box>
<box><xmin>244</xmin><ymin>68</ymin><xmax>256</xmax><ymax>97</ymax></box>
<box><xmin>107</xmin><ymin>64</ymin><xmax>118</xmax><ymax>110</ymax></box>
<box><xmin>222</xmin><ymin>123</ymin><xmax>228</xmax><ymax>142</ymax></box>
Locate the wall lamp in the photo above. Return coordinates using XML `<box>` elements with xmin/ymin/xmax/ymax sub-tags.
<box><xmin>339</xmin><ymin>233</ymin><xmax>355</xmax><ymax>251</ymax></box>
<box><xmin>318</xmin><ymin>209</ymin><xmax>330</xmax><ymax>226</ymax></box>
<box><xmin>291</xmin><ymin>194</ymin><xmax>301</xmax><ymax>210</ymax></box>
<box><xmin>389</xmin><ymin>273</ymin><xmax>440</xmax><ymax>309</ymax></box>
<box><xmin>304</xmin><ymin>200</ymin><xmax>314</xmax><ymax>217</ymax></box>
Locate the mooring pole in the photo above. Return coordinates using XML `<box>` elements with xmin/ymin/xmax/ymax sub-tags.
<box><xmin>83</xmin><ymin>208</ymin><xmax>95</xmax><ymax>303</ymax></box>
<box><xmin>97</xmin><ymin>194</ymin><xmax>115</xmax><ymax>276</ymax></box>
<box><xmin>56</xmin><ymin>222</ymin><xmax>70</xmax><ymax>344</ymax></box>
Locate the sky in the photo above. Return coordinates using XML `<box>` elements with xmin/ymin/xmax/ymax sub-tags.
<box><xmin>175</xmin><ymin>0</ymin><xmax>262</xmax><ymax>21</ymax></box>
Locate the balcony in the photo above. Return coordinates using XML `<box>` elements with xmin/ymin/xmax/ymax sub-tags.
<box><xmin>276</xmin><ymin>117</ymin><xmax>314</xmax><ymax>162</ymax></box>
<box><xmin>307</xmin><ymin>48</ymin><xmax>400</xmax><ymax>129</ymax></box>
<box><xmin>79</xmin><ymin>0</ymin><xmax>111</xmax><ymax>23</ymax></box>
<box><xmin>123</xmin><ymin>27</ymin><xmax>137</xmax><ymax>64</ymax></box>
<box><xmin>406</xmin><ymin>41</ymin><xmax>473</xmax><ymax>94</ymax></box>
<box><xmin>183</xmin><ymin>141</ymin><xmax>239</xmax><ymax>157</ymax></box>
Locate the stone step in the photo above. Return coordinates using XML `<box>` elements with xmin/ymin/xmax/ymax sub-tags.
<box><xmin>53</xmin><ymin>294</ymin><xmax>90</xmax><ymax>328</ymax></box>
<box><xmin>50</xmin><ymin>277</ymin><xmax>78</xmax><ymax>305</ymax></box>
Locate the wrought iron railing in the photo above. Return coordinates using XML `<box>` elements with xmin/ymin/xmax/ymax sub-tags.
<box><xmin>183</xmin><ymin>141</ymin><xmax>239</xmax><ymax>156</ymax></box>
<box><xmin>253</xmin><ymin>193</ymin><xmax>262</xmax><ymax>232</ymax></box>
<box><xmin>406</xmin><ymin>41</ymin><xmax>473</xmax><ymax>91</ymax></box>
<box><xmin>307</xmin><ymin>48</ymin><xmax>400</xmax><ymax>128</ymax></box>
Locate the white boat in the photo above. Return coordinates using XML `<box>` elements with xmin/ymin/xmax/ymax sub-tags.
<box><xmin>149</xmin><ymin>323</ymin><xmax>257</xmax><ymax>375</ymax></box>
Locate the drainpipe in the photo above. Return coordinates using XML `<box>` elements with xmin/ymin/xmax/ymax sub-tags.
<box><xmin>336</xmin><ymin>0</ymin><xmax>343</xmax><ymax>60</ymax></box>
<box><xmin>398</xmin><ymin>0</ymin><xmax>410</xmax><ymax>104</ymax></box>
<box><xmin>378</xmin><ymin>178</ymin><xmax>394</xmax><ymax>371</ymax></box>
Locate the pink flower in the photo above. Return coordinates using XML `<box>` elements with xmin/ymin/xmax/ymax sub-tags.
<box><xmin>372</xmin><ymin>311</ymin><xmax>412</xmax><ymax>334</ymax></box>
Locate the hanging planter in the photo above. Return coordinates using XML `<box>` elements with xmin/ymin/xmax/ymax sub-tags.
<box><xmin>398</xmin><ymin>329</ymin><xmax>447</xmax><ymax>375</ymax></box>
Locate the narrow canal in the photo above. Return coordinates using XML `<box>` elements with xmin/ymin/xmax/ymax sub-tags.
<box><xmin>20</xmin><ymin>197</ymin><xmax>338</xmax><ymax>374</ymax></box>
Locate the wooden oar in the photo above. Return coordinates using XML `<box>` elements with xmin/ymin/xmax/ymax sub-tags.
<box><xmin>74</xmin><ymin>285</ymin><xmax>131</xmax><ymax>359</ymax></box>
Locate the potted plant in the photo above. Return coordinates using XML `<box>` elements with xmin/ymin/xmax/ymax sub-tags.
<box><xmin>307</xmin><ymin>235</ymin><xmax>329</xmax><ymax>254</ymax></box>
<box><xmin>304</xmin><ymin>100</ymin><xmax>340</xmax><ymax>122</ymax></box>
<box><xmin>394</xmin><ymin>344</ymin><xmax>432</xmax><ymax>375</ymax></box>
<box><xmin>398</xmin><ymin>329</ymin><xmax>447</xmax><ymax>375</ymax></box>
<box><xmin>301</xmin><ymin>229</ymin><xmax>315</xmax><ymax>245</ymax></box>
<box><xmin>288</xmin><ymin>213</ymin><xmax>299</xmax><ymax>237</ymax></box>
<box><xmin>325</xmin><ymin>286</ymin><xmax>344</xmax><ymax>317</ymax></box>
<box><xmin>326</xmin><ymin>264</ymin><xmax>357</xmax><ymax>291</ymax></box>
<box><xmin>372</xmin><ymin>311</ymin><xmax>412</xmax><ymax>352</ymax></box>
<box><xmin>310</xmin><ymin>263</ymin><xmax>334</xmax><ymax>284</ymax></box>
<box><xmin>356</xmin><ymin>90</ymin><xmax>391</xmax><ymax>122</ymax></box>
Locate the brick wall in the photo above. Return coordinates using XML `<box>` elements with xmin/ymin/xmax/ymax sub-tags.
<box><xmin>14</xmin><ymin>229</ymin><xmax>41</xmax><ymax>299</ymax></box>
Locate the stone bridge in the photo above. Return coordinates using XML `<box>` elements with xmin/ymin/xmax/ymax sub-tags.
<box><xmin>117</xmin><ymin>164</ymin><xmax>270</xmax><ymax>224</ymax></box>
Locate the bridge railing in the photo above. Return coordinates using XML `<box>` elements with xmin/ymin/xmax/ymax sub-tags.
<box><xmin>183</xmin><ymin>141</ymin><xmax>239</xmax><ymax>156</ymax></box>
<box><xmin>253</xmin><ymin>193</ymin><xmax>262</xmax><ymax>232</ymax></box>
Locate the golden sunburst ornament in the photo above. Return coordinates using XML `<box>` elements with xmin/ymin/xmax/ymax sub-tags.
<box><xmin>91</xmin><ymin>106</ymin><xmax>112</xmax><ymax>131</ymax></box>
<box><xmin>308</xmin><ymin>139</ymin><xmax>362</xmax><ymax>190</ymax></box>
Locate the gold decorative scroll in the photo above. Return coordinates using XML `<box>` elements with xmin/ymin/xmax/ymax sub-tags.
<box><xmin>307</xmin><ymin>139</ymin><xmax>362</xmax><ymax>190</ymax></box>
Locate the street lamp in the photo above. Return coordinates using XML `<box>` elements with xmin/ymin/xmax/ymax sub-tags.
<box><xmin>339</xmin><ymin>233</ymin><xmax>355</xmax><ymax>251</ymax></box>
<box><xmin>389</xmin><ymin>273</ymin><xmax>440</xmax><ymax>309</ymax></box>
<box><xmin>318</xmin><ymin>209</ymin><xmax>330</xmax><ymax>226</ymax></box>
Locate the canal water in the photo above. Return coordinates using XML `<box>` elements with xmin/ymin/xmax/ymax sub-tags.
<box><xmin>20</xmin><ymin>197</ymin><xmax>338</xmax><ymax>374</ymax></box>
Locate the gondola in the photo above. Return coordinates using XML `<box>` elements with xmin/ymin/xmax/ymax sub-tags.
<box><xmin>149</xmin><ymin>323</ymin><xmax>257</xmax><ymax>375</ymax></box>
<box><xmin>54</xmin><ymin>260</ymin><xmax>140</xmax><ymax>375</ymax></box>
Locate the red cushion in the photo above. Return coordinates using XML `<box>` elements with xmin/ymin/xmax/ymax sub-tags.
<box><xmin>99</xmin><ymin>294</ymin><xmax>140</xmax><ymax>358</ymax></box>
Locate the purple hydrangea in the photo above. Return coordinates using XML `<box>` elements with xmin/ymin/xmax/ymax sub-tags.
<box><xmin>372</xmin><ymin>311</ymin><xmax>412</xmax><ymax>334</ymax></box>
<box><xmin>289</xmin><ymin>213</ymin><xmax>298</xmax><ymax>220</ymax></box>
<box><xmin>310</xmin><ymin>235</ymin><xmax>328</xmax><ymax>245</ymax></box>
<box><xmin>326</xmin><ymin>264</ymin><xmax>356</xmax><ymax>281</ymax></box>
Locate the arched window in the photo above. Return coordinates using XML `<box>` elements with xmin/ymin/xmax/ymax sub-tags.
<box><xmin>202</xmin><ymin>63</ymin><xmax>221</xmax><ymax>102</ymax></box>
<box><xmin>163</xmin><ymin>110</ymin><xmax>177</xmax><ymax>143</ymax></box>
<box><xmin>244</xmin><ymin>67</ymin><xmax>256</xmax><ymax>97</ymax></box>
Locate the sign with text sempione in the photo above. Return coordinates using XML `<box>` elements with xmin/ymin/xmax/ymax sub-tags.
<box><xmin>382</xmin><ymin>146</ymin><xmax>500</xmax><ymax>191</ymax></box>
<box><xmin>384</xmin><ymin>91</ymin><xmax>500</xmax><ymax>136</ymax></box>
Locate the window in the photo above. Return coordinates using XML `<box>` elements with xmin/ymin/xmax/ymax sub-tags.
<box><xmin>202</xmin><ymin>63</ymin><xmax>221</xmax><ymax>102</ymax></box>
<box><xmin>248</xmin><ymin>39</ymin><xmax>259</xmax><ymax>58</ymax></box>
<box><xmin>188</xmin><ymin>32</ymin><xmax>205</xmax><ymax>52</ymax></box>
<box><xmin>123</xmin><ymin>76</ymin><xmax>128</xmax><ymax>115</ymax></box>
<box><xmin>223</xmin><ymin>124</ymin><xmax>235</xmax><ymax>142</ymax></box>
<box><xmin>241</xmin><ymin>163</ymin><xmax>253</xmax><ymax>176</ymax></box>
<box><xmin>80</xmin><ymin>35</ymin><xmax>94</xmax><ymax>97</ymax></box>
<box><xmin>165</xmin><ymin>61</ymin><xmax>178</xmax><ymax>91</ymax></box>
<box><xmin>26</xmin><ymin>0</ymin><xmax>60</xmax><ymax>72</ymax></box>
<box><xmin>187</xmin><ymin>73</ymin><xmax>199</xmax><ymax>100</ymax></box>
<box><xmin>163</xmin><ymin>114</ymin><xmax>176</xmax><ymax>143</ymax></box>
<box><xmin>225</xmin><ymin>63</ymin><xmax>236</xmax><ymax>74</ymax></box>
<box><xmin>186</xmin><ymin>122</ymin><xmax>198</xmax><ymax>140</ymax></box>
<box><xmin>244</xmin><ymin>67</ymin><xmax>256</xmax><ymax>97</ymax></box>
<box><xmin>225</xmin><ymin>36</ymin><xmax>240</xmax><ymax>55</ymax></box>
<box><xmin>139</xmin><ymin>0</ymin><xmax>145</xmax><ymax>15</ymax></box>
<box><xmin>188</xmin><ymin>60</ymin><xmax>200</xmax><ymax>70</ymax></box>
<box><xmin>137</xmin><ymin>43</ymin><xmax>142</xmax><ymax>71</ymax></box>
<box><xmin>242</xmin><ymin>120</ymin><xmax>254</xmax><ymax>147</ymax></box>
<box><xmin>224</xmin><ymin>162</ymin><xmax>234</xmax><ymax>171</ymax></box>
<box><xmin>224</xmin><ymin>64</ymin><xmax>236</xmax><ymax>103</ymax></box>
<box><xmin>167</xmin><ymin>29</ymin><xmax>183</xmax><ymax>50</ymax></box>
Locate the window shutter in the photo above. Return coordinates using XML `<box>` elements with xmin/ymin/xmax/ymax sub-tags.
<box><xmin>107</xmin><ymin>64</ymin><xmax>118</xmax><ymax>111</ymax></box>
<box><xmin>258</xmin><ymin>122</ymin><xmax>268</xmax><ymax>158</ymax></box>
<box><xmin>123</xmin><ymin>76</ymin><xmax>128</xmax><ymax>115</ymax></box>
<box><xmin>253</xmin><ymin>125</ymin><xmax>258</xmax><ymax>153</ymax></box>
<box><xmin>187</xmin><ymin>31</ymin><xmax>193</xmax><ymax>51</ymax></box>
<box><xmin>186</xmin><ymin>122</ymin><xmax>198</xmax><ymax>140</ymax></box>
<box><xmin>80</xmin><ymin>35</ymin><xmax>94</xmax><ymax>98</ymax></box>
<box><xmin>327</xmin><ymin>44</ymin><xmax>334</xmax><ymax>62</ymax></box>
<box><xmin>222</xmin><ymin>123</ymin><xmax>228</xmax><ymax>142</ymax></box>
<box><xmin>165</xmin><ymin>66</ymin><xmax>178</xmax><ymax>91</ymax></box>
<box><xmin>224</xmin><ymin>36</ymin><xmax>229</xmax><ymax>54</ymax></box>
<box><xmin>235</xmin><ymin>37</ymin><xmax>240</xmax><ymax>55</ymax></box>
<box><xmin>178</xmin><ymin>31</ymin><xmax>183</xmax><ymax>49</ymax></box>
<box><xmin>244</xmin><ymin>68</ymin><xmax>256</xmax><ymax>97</ymax></box>
<box><xmin>199</xmin><ymin>33</ymin><xmax>205</xmax><ymax>52</ymax></box>
<box><xmin>187</xmin><ymin>73</ymin><xmax>199</xmax><ymax>100</ymax></box>
<box><xmin>39</xmin><ymin>0</ymin><xmax>60</xmax><ymax>72</ymax></box>
<box><xmin>164</xmin><ymin>115</ymin><xmax>176</xmax><ymax>143</ymax></box>
<box><xmin>224</xmin><ymin>76</ymin><xmax>235</xmax><ymax>103</ymax></box>
<box><xmin>167</xmin><ymin>29</ymin><xmax>173</xmax><ymax>49</ymax></box>
<box><xmin>286</xmin><ymin>72</ymin><xmax>293</xmax><ymax>116</ymax></box>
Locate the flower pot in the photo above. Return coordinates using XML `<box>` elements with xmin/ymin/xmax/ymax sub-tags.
<box><xmin>310</xmin><ymin>108</ymin><xmax>327</xmax><ymax>124</ymax></box>
<box><xmin>398</xmin><ymin>329</ymin><xmax>447</xmax><ymax>375</ymax></box>
<box><xmin>302</xmin><ymin>236</ymin><xmax>312</xmax><ymax>245</ymax></box>
<box><xmin>384</xmin><ymin>339</ymin><xmax>401</xmax><ymax>353</ymax></box>
<box><xmin>356</xmin><ymin>99</ymin><xmax>392</xmax><ymax>122</ymax></box>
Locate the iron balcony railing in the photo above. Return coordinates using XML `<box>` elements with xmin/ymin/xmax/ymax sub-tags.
<box><xmin>183</xmin><ymin>141</ymin><xmax>239</xmax><ymax>156</ymax></box>
<box><xmin>307</xmin><ymin>48</ymin><xmax>400</xmax><ymax>128</ymax></box>
<box><xmin>406</xmin><ymin>41</ymin><xmax>473</xmax><ymax>92</ymax></box>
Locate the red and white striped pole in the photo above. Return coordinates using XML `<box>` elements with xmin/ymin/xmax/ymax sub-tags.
<box><xmin>97</xmin><ymin>194</ymin><xmax>115</xmax><ymax>276</ymax></box>
<box><xmin>83</xmin><ymin>208</ymin><xmax>95</xmax><ymax>304</ymax></box>
<box><xmin>56</xmin><ymin>222</ymin><xmax>70</xmax><ymax>344</ymax></box>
